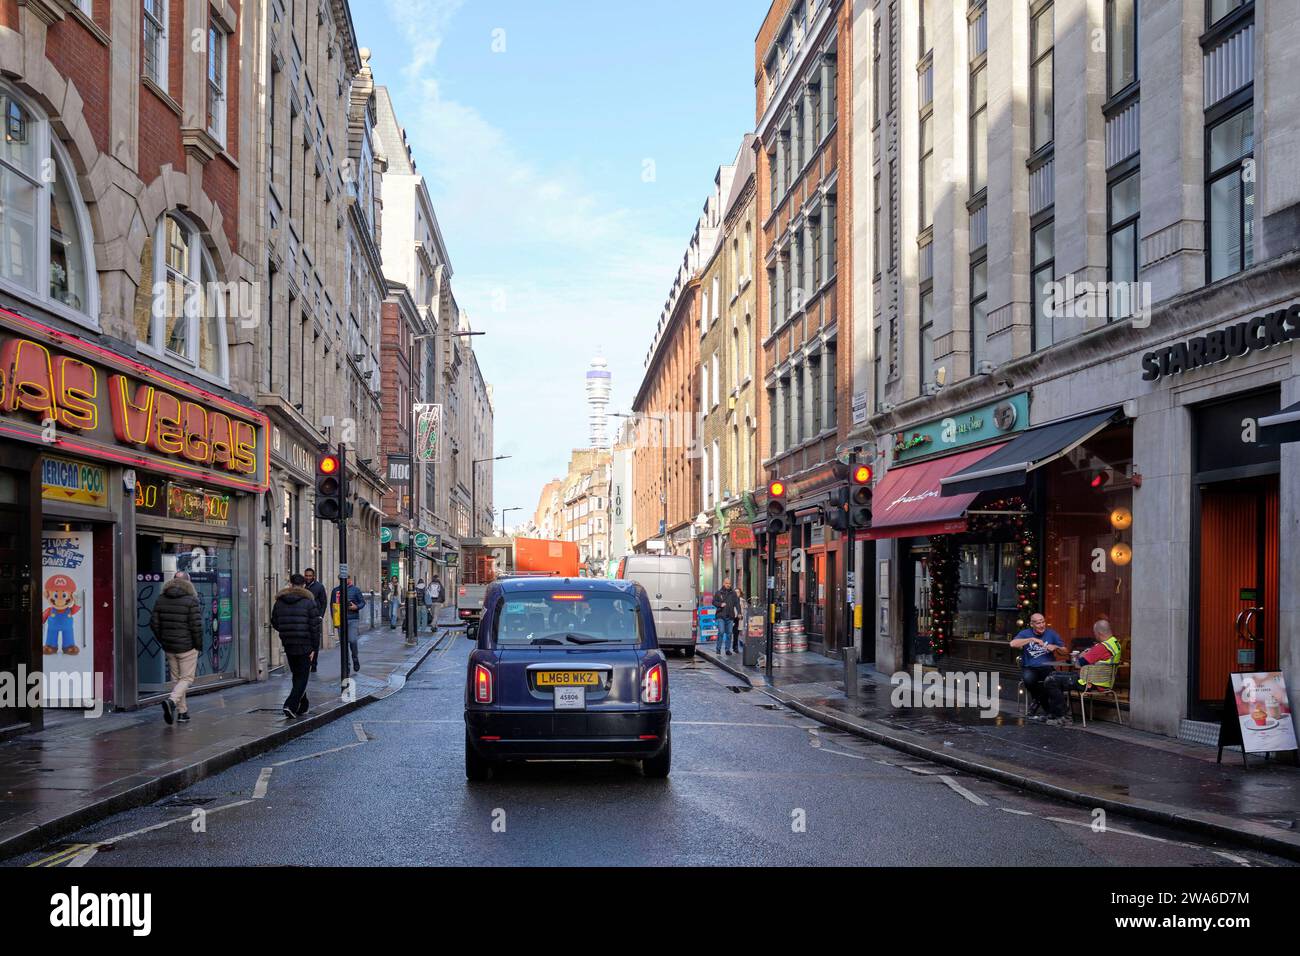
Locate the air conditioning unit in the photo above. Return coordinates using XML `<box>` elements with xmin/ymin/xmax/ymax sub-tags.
<box><xmin>976</xmin><ymin>360</ymin><xmax>996</xmax><ymax>375</ymax></box>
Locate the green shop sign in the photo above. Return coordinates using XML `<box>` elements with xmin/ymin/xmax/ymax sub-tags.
<box><xmin>892</xmin><ymin>393</ymin><xmax>1030</xmax><ymax>464</ymax></box>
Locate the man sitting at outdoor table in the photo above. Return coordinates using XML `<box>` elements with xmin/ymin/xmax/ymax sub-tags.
<box><xmin>1043</xmin><ymin>620</ymin><xmax>1124</xmax><ymax>725</ymax></box>
<box><xmin>1009</xmin><ymin>612</ymin><xmax>1065</xmax><ymax>720</ymax></box>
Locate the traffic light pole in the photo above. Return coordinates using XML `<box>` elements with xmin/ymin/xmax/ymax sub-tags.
<box><xmin>337</xmin><ymin>444</ymin><xmax>351</xmax><ymax>691</ymax></box>
<box><xmin>765</xmin><ymin>528</ymin><xmax>775</xmax><ymax>682</ymax></box>
<box><xmin>843</xmin><ymin>450</ymin><xmax>859</xmax><ymax>698</ymax></box>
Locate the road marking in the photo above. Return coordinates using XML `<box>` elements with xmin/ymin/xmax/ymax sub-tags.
<box><xmin>35</xmin><ymin>799</ymin><xmax>256</xmax><ymax>867</ymax></box>
<box><xmin>1000</xmin><ymin>807</ymin><xmax>1034</xmax><ymax>816</ymax></box>
<box><xmin>1042</xmin><ymin>815</ymin><xmax>1194</xmax><ymax>848</ymax></box>
<box><xmin>252</xmin><ymin>767</ymin><xmax>274</xmax><ymax>799</ymax></box>
<box><xmin>28</xmin><ymin>844</ymin><xmax>90</xmax><ymax>868</ymax></box>
<box><xmin>939</xmin><ymin>775</ymin><xmax>989</xmax><ymax>806</ymax></box>
<box><xmin>1213</xmin><ymin>851</ymin><xmax>1253</xmax><ymax>866</ymax></box>
<box><xmin>353</xmin><ymin>721</ymin><xmax>368</xmax><ymax>742</ymax></box>
<box><xmin>675</xmin><ymin>720</ymin><xmax>798</xmax><ymax>728</ymax></box>
<box><xmin>270</xmin><ymin>740</ymin><xmax>367</xmax><ymax>767</ymax></box>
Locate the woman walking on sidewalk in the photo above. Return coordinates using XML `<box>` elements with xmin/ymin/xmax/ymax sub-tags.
<box><xmin>271</xmin><ymin>574</ymin><xmax>321</xmax><ymax>719</ymax></box>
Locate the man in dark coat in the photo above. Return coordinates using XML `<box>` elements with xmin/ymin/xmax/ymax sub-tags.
<box><xmin>303</xmin><ymin>567</ymin><xmax>328</xmax><ymax>671</ymax></box>
<box><xmin>271</xmin><ymin>574</ymin><xmax>322</xmax><ymax>719</ymax></box>
<box><xmin>330</xmin><ymin>576</ymin><xmax>366</xmax><ymax>670</ymax></box>
<box><xmin>712</xmin><ymin>577</ymin><xmax>742</xmax><ymax>655</ymax></box>
<box><xmin>149</xmin><ymin>572</ymin><xmax>204</xmax><ymax>724</ymax></box>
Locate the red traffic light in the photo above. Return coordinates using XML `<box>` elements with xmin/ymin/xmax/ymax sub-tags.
<box><xmin>852</xmin><ymin>464</ymin><xmax>873</xmax><ymax>484</ymax></box>
<box><xmin>768</xmin><ymin>480</ymin><xmax>786</xmax><ymax>498</ymax></box>
<box><xmin>319</xmin><ymin>454</ymin><xmax>340</xmax><ymax>475</ymax></box>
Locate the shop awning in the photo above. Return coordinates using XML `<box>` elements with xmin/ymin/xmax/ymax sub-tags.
<box><xmin>862</xmin><ymin>443</ymin><xmax>1010</xmax><ymax>540</ymax></box>
<box><xmin>1260</xmin><ymin>401</ymin><xmax>1300</xmax><ymax>445</ymax></box>
<box><xmin>939</xmin><ymin>407</ymin><xmax>1122</xmax><ymax>497</ymax></box>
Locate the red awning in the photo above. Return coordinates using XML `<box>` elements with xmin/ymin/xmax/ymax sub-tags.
<box><xmin>859</xmin><ymin>443</ymin><xmax>1010</xmax><ymax>540</ymax></box>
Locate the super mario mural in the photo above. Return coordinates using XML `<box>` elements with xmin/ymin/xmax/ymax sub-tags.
<box><xmin>42</xmin><ymin>573</ymin><xmax>82</xmax><ymax>655</ymax></box>
<box><xmin>40</xmin><ymin>530</ymin><xmax>95</xmax><ymax>706</ymax></box>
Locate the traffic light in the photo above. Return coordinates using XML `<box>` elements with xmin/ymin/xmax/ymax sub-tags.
<box><xmin>825</xmin><ymin>486</ymin><xmax>849</xmax><ymax>532</ymax></box>
<box><xmin>849</xmin><ymin>463</ymin><xmax>873</xmax><ymax>529</ymax></box>
<box><xmin>314</xmin><ymin>450</ymin><xmax>343</xmax><ymax>521</ymax></box>
<box><xmin>766</xmin><ymin>479</ymin><xmax>789</xmax><ymax>535</ymax></box>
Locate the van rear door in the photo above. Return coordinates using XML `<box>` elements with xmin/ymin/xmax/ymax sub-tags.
<box><xmin>652</xmin><ymin>563</ymin><xmax>695</xmax><ymax>648</ymax></box>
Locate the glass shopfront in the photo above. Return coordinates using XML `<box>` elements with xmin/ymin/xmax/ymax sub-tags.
<box><xmin>134</xmin><ymin>473</ymin><xmax>243</xmax><ymax>695</ymax></box>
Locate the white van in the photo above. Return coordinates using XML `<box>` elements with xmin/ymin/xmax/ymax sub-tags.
<box><xmin>616</xmin><ymin>554</ymin><xmax>698</xmax><ymax>656</ymax></box>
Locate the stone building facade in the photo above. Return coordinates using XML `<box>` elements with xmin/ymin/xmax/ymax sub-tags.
<box><xmin>852</xmin><ymin>0</ymin><xmax>1299</xmax><ymax>741</ymax></box>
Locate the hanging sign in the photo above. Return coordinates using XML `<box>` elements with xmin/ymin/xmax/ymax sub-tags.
<box><xmin>413</xmin><ymin>404</ymin><xmax>442</xmax><ymax>462</ymax></box>
<box><xmin>41</xmin><ymin>456</ymin><xmax>108</xmax><ymax>507</ymax></box>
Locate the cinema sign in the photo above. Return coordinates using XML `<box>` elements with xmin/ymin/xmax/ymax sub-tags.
<box><xmin>0</xmin><ymin>306</ymin><xmax>269</xmax><ymax>493</ymax></box>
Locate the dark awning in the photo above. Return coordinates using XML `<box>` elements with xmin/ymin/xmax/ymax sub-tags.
<box><xmin>940</xmin><ymin>407</ymin><xmax>1123</xmax><ymax>497</ymax></box>
<box><xmin>1260</xmin><ymin>401</ymin><xmax>1300</xmax><ymax>445</ymax></box>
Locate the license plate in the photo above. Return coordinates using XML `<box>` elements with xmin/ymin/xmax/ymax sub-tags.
<box><xmin>535</xmin><ymin>670</ymin><xmax>599</xmax><ymax>687</ymax></box>
<box><xmin>554</xmin><ymin>686</ymin><xmax>586</xmax><ymax>710</ymax></box>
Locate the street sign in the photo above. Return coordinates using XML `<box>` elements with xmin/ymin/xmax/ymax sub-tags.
<box><xmin>338</xmin><ymin>563</ymin><xmax>349</xmax><ymax>577</ymax></box>
<box><xmin>414</xmin><ymin>532</ymin><xmax>430</xmax><ymax>549</ymax></box>
<box><xmin>380</xmin><ymin>527</ymin><xmax>393</xmax><ymax>545</ymax></box>
<box><xmin>386</xmin><ymin>454</ymin><xmax>411</xmax><ymax>486</ymax></box>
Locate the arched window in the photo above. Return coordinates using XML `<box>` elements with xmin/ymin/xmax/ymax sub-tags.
<box><xmin>140</xmin><ymin>212</ymin><xmax>229</xmax><ymax>381</ymax></box>
<box><xmin>0</xmin><ymin>84</ymin><xmax>97</xmax><ymax>325</ymax></box>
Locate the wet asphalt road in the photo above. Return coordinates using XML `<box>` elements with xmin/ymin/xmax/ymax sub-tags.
<box><xmin>9</xmin><ymin>631</ymin><xmax>1294</xmax><ymax>867</ymax></box>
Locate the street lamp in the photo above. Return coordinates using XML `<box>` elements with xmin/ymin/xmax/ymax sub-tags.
<box><xmin>472</xmin><ymin>454</ymin><xmax>511</xmax><ymax>539</ymax></box>
<box><xmin>611</xmin><ymin>411</ymin><xmax>669</xmax><ymax>554</ymax></box>
<box><xmin>499</xmin><ymin>506</ymin><xmax>521</xmax><ymax>536</ymax></box>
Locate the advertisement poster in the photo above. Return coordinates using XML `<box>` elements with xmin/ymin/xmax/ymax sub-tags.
<box><xmin>1229</xmin><ymin>673</ymin><xmax>1297</xmax><ymax>755</ymax></box>
<box><xmin>40</xmin><ymin>530</ymin><xmax>96</xmax><ymax>707</ymax></box>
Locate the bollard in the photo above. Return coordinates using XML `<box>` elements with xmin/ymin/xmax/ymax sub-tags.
<box><xmin>843</xmin><ymin>644</ymin><xmax>860</xmax><ymax>698</ymax></box>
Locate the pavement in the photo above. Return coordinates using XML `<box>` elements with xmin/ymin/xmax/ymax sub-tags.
<box><xmin>0</xmin><ymin>607</ymin><xmax>463</xmax><ymax>861</ymax></box>
<box><xmin>697</xmin><ymin>641</ymin><xmax>1300</xmax><ymax>861</ymax></box>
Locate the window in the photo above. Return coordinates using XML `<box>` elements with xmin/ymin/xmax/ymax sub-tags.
<box><xmin>711</xmin><ymin>441</ymin><xmax>720</xmax><ymax>503</ymax></box>
<box><xmin>767</xmin><ymin>266</ymin><xmax>778</xmax><ymax>332</ymax></box>
<box><xmin>781</xmin><ymin>376</ymin><xmax>793</xmax><ymax>450</ymax></box>
<box><xmin>873</xmin><ymin>17</ymin><xmax>882</xmax><ymax>127</ymax></box>
<box><xmin>825</xmin><ymin>196</ymin><xmax>837</xmax><ymax>279</ymax></box>
<box><xmin>1032</xmin><ymin>219</ymin><xmax>1056</xmax><ymax>349</ymax></box>
<box><xmin>1208</xmin><ymin>0</ymin><xmax>1246</xmax><ymax>26</ymax></box>
<box><xmin>141</xmin><ymin>213</ymin><xmax>229</xmax><ymax>380</ymax></box>
<box><xmin>1107</xmin><ymin>170</ymin><xmax>1140</xmax><ymax>317</ymax></box>
<box><xmin>744</xmin><ymin>315</ymin><xmax>753</xmax><ymax>379</ymax></box>
<box><xmin>970</xmin><ymin>257</ymin><xmax>988</xmax><ymax>370</ymax></box>
<box><xmin>1031</xmin><ymin>3</ymin><xmax>1054</xmax><ymax>151</ymax></box>
<box><xmin>970</xmin><ymin>63</ymin><xmax>987</xmax><ymax>194</ymax></box>
<box><xmin>143</xmin><ymin>0</ymin><xmax>168</xmax><ymax>89</ymax></box>
<box><xmin>1207</xmin><ymin>106</ymin><xmax>1254</xmax><ymax>282</ymax></box>
<box><xmin>810</xmin><ymin>354</ymin><xmax>823</xmax><ymax>434</ymax></box>
<box><xmin>919</xmin><ymin>112</ymin><xmax>934</xmax><ymax>228</ymax></box>
<box><xmin>811</xmin><ymin>214</ymin><xmax>823</xmax><ymax>290</ymax></box>
<box><xmin>701</xmin><ymin>286</ymin><xmax>709</xmax><ymax>333</ymax></box>
<box><xmin>207</xmin><ymin>24</ymin><xmax>228</xmax><ymax>144</ymax></box>
<box><xmin>873</xmin><ymin>326</ymin><xmax>883</xmax><ymax>408</ymax></box>
<box><xmin>811</xmin><ymin>78</ymin><xmax>823</xmax><ymax>143</ymax></box>
<box><xmin>827</xmin><ymin>343</ymin><xmax>838</xmax><ymax>429</ymax></box>
<box><xmin>712</xmin><ymin>275</ymin><xmax>720</xmax><ymax>321</ymax></box>
<box><xmin>701</xmin><ymin>436</ymin><xmax>711</xmax><ymax>506</ymax></box>
<box><xmin>873</xmin><ymin>173</ymin><xmax>881</xmax><ymax>276</ymax></box>
<box><xmin>700</xmin><ymin>362</ymin><xmax>708</xmax><ymax>417</ymax></box>
<box><xmin>711</xmin><ymin>353</ymin><xmax>719</xmax><ymax>408</ymax></box>
<box><xmin>0</xmin><ymin>87</ymin><xmax>96</xmax><ymax>323</ymax></box>
<box><xmin>768</xmin><ymin>151</ymin><xmax>778</xmax><ymax>209</ymax></box>
<box><xmin>919</xmin><ymin>288</ymin><xmax>934</xmax><ymax>387</ymax></box>
<box><xmin>1106</xmin><ymin>0</ymin><xmax>1138</xmax><ymax>95</ymax></box>
<box><xmin>768</xmin><ymin>387</ymin><xmax>778</xmax><ymax>456</ymax></box>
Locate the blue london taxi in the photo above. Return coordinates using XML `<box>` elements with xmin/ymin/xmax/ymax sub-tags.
<box><xmin>463</xmin><ymin>577</ymin><xmax>671</xmax><ymax>780</ymax></box>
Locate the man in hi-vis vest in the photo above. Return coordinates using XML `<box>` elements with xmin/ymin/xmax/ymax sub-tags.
<box><xmin>1044</xmin><ymin>620</ymin><xmax>1124</xmax><ymax>722</ymax></box>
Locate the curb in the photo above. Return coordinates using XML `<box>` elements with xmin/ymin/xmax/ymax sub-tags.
<box><xmin>696</xmin><ymin>648</ymin><xmax>1300</xmax><ymax>861</ymax></box>
<box><xmin>0</xmin><ymin>633</ymin><xmax>444</xmax><ymax>862</ymax></box>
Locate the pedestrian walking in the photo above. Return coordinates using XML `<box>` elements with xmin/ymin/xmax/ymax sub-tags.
<box><xmin>271</xmin><ymin>574</ymin><xmax>321</xmax><ymax>719</ymax></box>
<box><xmin>414</xmin><ymin>578</ymin><xmax>427</xmax><ymax>630</ymax></box>
<box><xmin>303</xmin><ymin>567</ymin><xmax>327</xmax><ymax>672</ymax></box>
<box><xmin>331</xmin><ymin>576</ymin><xmax>366</xmax><ymax>670</ymax></box>
<box><xmin>149</xmin><ymin>571</ymin><xmax>203</xmax><ymax>725</ymax></box>
<box><xmin>385</xmin><ymin>576</ymin><xmax>401</xmax><ymax>629</ymax></box>
<box><xmin>713</xmin><ymin>577</ymin><xmax>741</xmax><ymax>655</ymax></box>
<box><xmin>427</xmin><ymin>573</ymin><xmax>445</xmax><ymax>628</ymax></box>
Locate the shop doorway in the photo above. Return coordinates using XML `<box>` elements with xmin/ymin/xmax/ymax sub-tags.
<box><xmin>136</xmin><ymin>533</ymin><xmax>241</xmax><ymax>695</ymax></box>
<box><xmin>1194</xmin><ymin>475</ymin><xmax>1280</xmax><ymax>717</ymax></box>
<box><xmin>0</xmin><ymin>465</ymin><xmax>34</xmax><ymax>731</ymax></box>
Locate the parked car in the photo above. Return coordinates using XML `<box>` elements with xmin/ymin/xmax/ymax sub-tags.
<box><xmin>615</xmin><ymin>553</ymin><xmax>697</xmax><ymax>656</ymax></box>
<box><xmin>463</xmin><ymin>577</ymin><xmax>671</xmax><ymax>781</ymax></box>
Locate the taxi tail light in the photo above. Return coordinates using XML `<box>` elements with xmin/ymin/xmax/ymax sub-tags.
<box><xmin>641</xmin><ymin>663</ymin><xmax>665</xmax><ymax>704</ymax></box>
<box><xmin>474</xmin><ymin>664</ymin><xmax>494</xmax><ymax>704</ymax></box>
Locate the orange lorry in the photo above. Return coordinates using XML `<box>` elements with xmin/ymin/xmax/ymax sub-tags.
<box><xmin>457</xmin><ymin>537</ymin><xmax>581</xmax><ymax>636</ymax></box>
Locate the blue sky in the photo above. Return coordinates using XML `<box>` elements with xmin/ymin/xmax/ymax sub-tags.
<box><xmin>353</xmin><ymin>0</ymin><xmax>766</xmax><ymax>527</ymax></box>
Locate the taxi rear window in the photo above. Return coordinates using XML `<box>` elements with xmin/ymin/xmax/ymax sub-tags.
<box><xmin>494</xmin><ymin>592</ymin><xmax>642</xmax><ymax>645</ymax></box>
